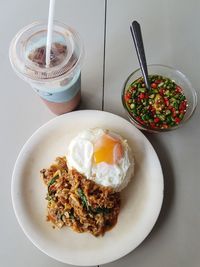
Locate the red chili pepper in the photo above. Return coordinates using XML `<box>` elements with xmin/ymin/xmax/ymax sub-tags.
<box><xmin>175</xmin><ymin>86</ymin><xmax>182</xmax><ymax>93</ymax></box>
<box><xmin>126</xmin><ymin>75</ymin><xmax>187</xmax><ymax>130</ymax></box>
<box><xmin>151</xmin><ymin>83</ymin><xmax>157</xmax><ymax>89</ymax></box>
<box><xmin>127</xmin><ymin>92</ymin><xmax>131</xmax><ymax>98</ymax></box>
<box><xmin>154</xmin><ymin>117</ymin><xmax>160</xmax><ymax>123</ymax></box>
<box><xmin>155</xmin><ymin>79</ymin><xmax>162</xmax><ymax>84</ymax></box>
<box><xmin>150</xmin><ymin>122</ymin><xmax>156</xmax><ymax>128</ymax></box>
<box><xmin>136</xmin><ymin>117</ymin><xmax>144</xmax><ymax>124</ymax></box>
<box><xmin>139</xmin><ymin>93</ymin><xmax>145</xmax><ymax>99</ymax></box>
<box><xmin>179</xmin><ymin>101</ymin><xmax>186</xmax><ymax>111</ymax></box>
<box><xmin>172</xmin><ymin>109</ymin><xmax>177</xmax><ymax>117</ymax></box>
<box><xmin>175</xmin><ymin>117</ymin><xmax>181</xmax><ymax>124</ymax></box>
<box><xmin>49</xmin><ymin>185</ymin><xmax>56</xmax><ymax>192</ymax></box>
<box><xmin>125</xmin><ymin>92</ymin><xmax>131</xmax><ymax>101</ymax></box>
<box><xmin>159</xmin><ymin>88</ymin><xmax>165</xmax><ymax>96</ymax></box>
<box><xmin>150</xmin><ymin>107</ymin><xmax>156</xmax><ymax>114</ymax></box>
<box><xmin>164</xmin><ymin>97</ymin><xmax>169</xmax><ymax>106</ymax></box>
<box><xmin>168</xmin><ymin>105</ymin><xmax>173</xmax><ymax>110</ymax></box>
<box><xmin>136</xmin><ymin>116</ymin><xmax>141</xmax><ymax>121</ymax></box>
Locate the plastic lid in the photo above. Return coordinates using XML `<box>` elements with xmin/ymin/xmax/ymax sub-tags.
<box><xmin>9</xmin><ymin>21</ymin><xmax>84</xmax><ymax>81</ymax></box>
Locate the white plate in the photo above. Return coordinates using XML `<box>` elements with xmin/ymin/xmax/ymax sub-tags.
<box><xmin>12</xmin><ymin>110</ymin><xmax>163</xmax><ymax>266</ymax></box>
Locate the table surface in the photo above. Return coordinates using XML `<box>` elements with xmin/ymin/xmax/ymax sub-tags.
<box><xmin>1</xmin><ymin>0</ymin><xmax>200</xmax><ymax>267</ymax></box>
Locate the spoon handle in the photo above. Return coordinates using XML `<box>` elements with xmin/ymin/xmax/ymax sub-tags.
<box><xmin>130</xmin><ymin>21</ymin><xmax>151</xmax><ymax>90</ymax></box>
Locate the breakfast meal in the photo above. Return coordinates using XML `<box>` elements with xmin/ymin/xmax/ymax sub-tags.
<box><xmin>40</xmin><ymin>128</ymin><xmax>134</xmax><ymax>236</ymax></box>
<box><xmin>124</xmin><ymin>75</ymin><xmax>188</xmax><ymax>130</ymax></box>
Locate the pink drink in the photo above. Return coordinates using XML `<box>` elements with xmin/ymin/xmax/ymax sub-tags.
<box><xmin>9</xmin><ymin>21</ymin><xmax>84</xmax><ymax>115</ymax></box>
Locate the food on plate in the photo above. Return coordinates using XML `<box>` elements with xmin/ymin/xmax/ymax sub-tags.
<box><xmin>40</xmin><ymin>128</ymin><xmax>134</xmax><ymax>236</ymax></box>
<box><xmin>67</xmin><ymin>128</ymin><xmax>134</xmax><ymax>192</ymax></box>
<box><xmin>40</xmin><ymin>157</ymin><xmax>120</xmax><ymax>237</ymax></box>
<box><xmin>124</xmin><ymin>75</ymin><xmax>187</xmax><ymax>130</ymax></box>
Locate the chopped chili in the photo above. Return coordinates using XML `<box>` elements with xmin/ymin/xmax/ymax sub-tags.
<box><xmin>124</xmin><ymin>75</ymin><xmax>187</xmax><ymax>130</ymax></box>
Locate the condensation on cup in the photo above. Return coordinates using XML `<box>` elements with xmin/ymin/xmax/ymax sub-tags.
<box><xmin>9</xmin><ymin>21</ymin><xmax>84</xmax><ymax>115</ymax></box>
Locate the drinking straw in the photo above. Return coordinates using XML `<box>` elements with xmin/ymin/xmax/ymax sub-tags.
<box><xmin>46</xmin><ymin>0</ymin><xmax>56</xmax><ymax>67</ymax></box>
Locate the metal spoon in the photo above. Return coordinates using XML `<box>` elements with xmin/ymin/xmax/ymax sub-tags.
<box><xmin>130</xmin><ymin>21</ymin><xmax>151</xmax><ymax>90</ymax></box>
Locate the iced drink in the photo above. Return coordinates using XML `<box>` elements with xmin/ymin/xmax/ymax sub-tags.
<box><xmin>9</xmin><ymin>21</ymin><xmax>84</xmax><ymax>115</ymax></box>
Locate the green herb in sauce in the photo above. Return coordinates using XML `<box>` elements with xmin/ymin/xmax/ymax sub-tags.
<box><xmin>124</xmin><ymin>75</ymin><xmax>187</xmax><ymax>129</ymax></box>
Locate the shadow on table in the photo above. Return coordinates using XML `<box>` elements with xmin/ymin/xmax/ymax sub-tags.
<box><xmin>77</xmin><ymin>90</ymin><xmax>103</xmax><ymax>111</ymax></box>
<box><xmin>138</xmin><ymin>132</ymin><xmax>175</xmax><ymax>247</ymax></box>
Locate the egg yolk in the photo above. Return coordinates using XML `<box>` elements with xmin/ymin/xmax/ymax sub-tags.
<box><xmin>93</xmin><ymin>134</ymin><xmax>123</xmax><ymax>164</ymax></box>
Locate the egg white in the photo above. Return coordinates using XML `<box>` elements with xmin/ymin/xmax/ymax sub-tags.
<box><xmin>67</xmin><ymin>128</ymin><xmax>134</xmax><ymax>191</ymax></box>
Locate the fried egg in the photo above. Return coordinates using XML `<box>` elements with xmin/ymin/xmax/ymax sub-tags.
<box><xmin>67</xmin><ymin>128</ymin><xmax>134</xmax><ymax>191</ymax></box>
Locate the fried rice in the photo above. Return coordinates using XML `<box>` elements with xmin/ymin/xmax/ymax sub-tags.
<box><xmin>40</xmin><ymin>156</ymin><xmax>120</xmax><ymax>237</ymax></box>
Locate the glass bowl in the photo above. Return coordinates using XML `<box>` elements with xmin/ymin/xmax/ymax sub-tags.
<box><xmin>122</xmin><ymin>64</ymin><xmax>197</xmax><ymax>133</ymax></box>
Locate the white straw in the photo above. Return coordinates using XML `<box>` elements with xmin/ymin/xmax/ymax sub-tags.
<box><xmin>46</xmin><ymin>0</ymin><xmax>56</xmax><ymax>67</ymax></box>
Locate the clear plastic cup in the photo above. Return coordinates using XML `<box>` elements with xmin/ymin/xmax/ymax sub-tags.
<box><xmin>9</xmin><ymin>21</ymin><xmax>84</xmax><ymax>115</ymax></box>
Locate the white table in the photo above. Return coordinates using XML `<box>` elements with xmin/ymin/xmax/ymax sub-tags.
<box><xmin>1</xmin><ymin>0</ymin><xmax>200</xmax><ymax>267</ymax></box>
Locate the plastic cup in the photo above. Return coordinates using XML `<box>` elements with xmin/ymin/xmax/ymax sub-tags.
<box><xmin>9</xmin><ymin>21</ymin><xmax>84</xmax><ymax>115</ymax></box>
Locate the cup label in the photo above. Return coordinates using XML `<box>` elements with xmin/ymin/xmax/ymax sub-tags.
<box><xmin>32</xmin><ymin>72</ymin><xmax>81</xmax><ymax>103</ymax></box>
